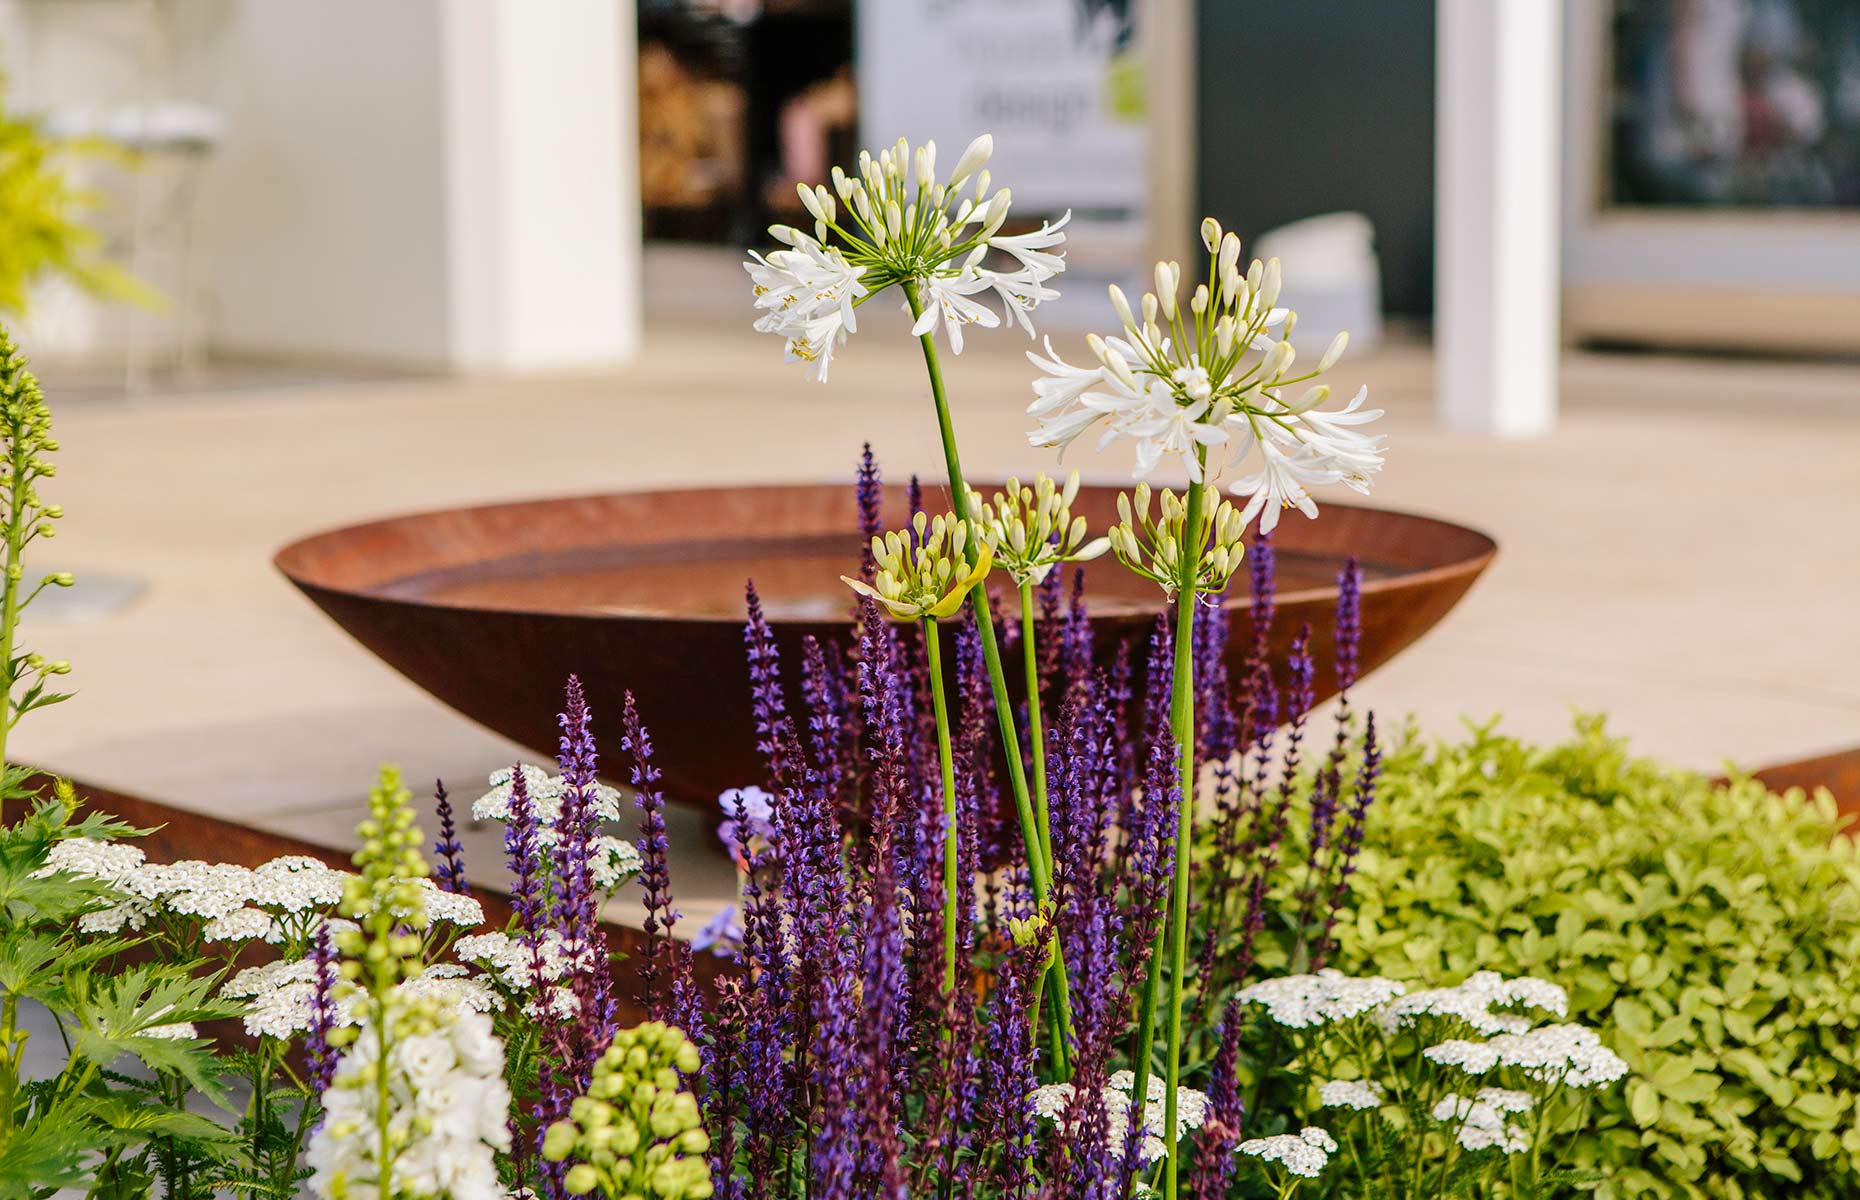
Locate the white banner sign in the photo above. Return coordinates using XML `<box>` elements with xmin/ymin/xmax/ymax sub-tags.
<box><xmin>858</xmin><ymin>0</ymin><xmax>1149</xmax><ymax>217</ymax></box>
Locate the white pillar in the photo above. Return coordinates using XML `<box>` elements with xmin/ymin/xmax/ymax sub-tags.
<box><xmin>1434</xmin><ymin>0</ymin><xmax>1561</xmax><ymax>435</ymax></box>
<box><xmin>201</xmin><ymin>0</ymin><xmax>639</xmax><ymax>371</ymax></box>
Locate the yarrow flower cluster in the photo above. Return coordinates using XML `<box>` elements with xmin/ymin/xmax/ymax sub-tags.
<box><xmin>471</xmin><ymin>764</ymin><xmax>641</xmax><ymax>890</ymax></box>
<box><xmin>1027</xmin><ymin>216</ymin><xmax>1384</xmax><ymax>532</ymax></box>
<box><xmin>970</xmin><ymin>471</ymin><xmax>1109</xmax><ymax>587</ymax></box>
<box><xmin>1432</xmin><ymin>1092</ymin><xmax>1533</xmax><ymax>1153</ymax></box>
<box><xmin>1317</xmin><ymin>1079</ymin><xmax>1384</xmax><ymax>1111</ymax></box>
<box><xmin>1030</xmin><ymin>1070</ymin><xmax>1212</xmax><ymax>1166</ymax></box>
<box><xmin>36</xmin><ymin>839</ymin><xmax>485</xmax><ymax>948</ymax></box>
<box><xmin>841</xmin><ymin>511</ymin><xmax>993</xmax><ymax>621</ymax></box>
<box><xmin>1380</xmin><ymin>969</ymin><xmax>1569</xmax><ymax>1036</ymax></box>
<box><xmin>1233</xmin><ymin>968</ymin><xmax>1406</xmax><ymax>1029</ymax></box>
<box><xmin>1236</xmin><ymin>1126</ymin><xmax>1337</xmax><ymax>1179</ymax></box>
<box><xmin>745</xmin><ymin>133</ymin><xmax>1068</xmax><ymax>378</ymax></box>
<box><xmin>1425</xmin><ymin>1024</ymin><xmax>1630</xmax><ymax>1089</ymax></box>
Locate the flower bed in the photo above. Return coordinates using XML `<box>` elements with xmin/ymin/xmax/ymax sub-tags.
<box><xmin>0</xmin><ymin>131</ymin><xmax>1819</xmax><ymax>1200</ymax></box>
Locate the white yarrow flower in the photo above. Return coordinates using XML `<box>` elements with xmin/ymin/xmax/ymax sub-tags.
<box><xmin>1433</xmin><ymin>1094</ymin><xmax>1531</xmax><ymax>1154</ymax></box>
<box><xmin>1030</xmin><ymin>1070</ymin><xmax>1211</xmax><ymax>1166</ymax></box>
<box><xmin>1236</xmin><ymin>1127</ymin><xmax>1335</xmax><ymax>1179</ymax></box>
<box><xmin>1425</xmin><ymin>1024</ymin><xmax>1628</xmax><ymax>1089</ymax></box>
<box><xmin>1318</xmin><ymin>1079</ymin><xmax>1385</xmax><ymax>1111</ymax></box>
<box><xmin>1234</xmin><ymin>969</ymin><xmax>1405</xmax><ymax>1028</ymax></box>
<box><xmin>1380</xmin><ymin>970</ymin><xmax>1569</xmax><ymax>1036</ymax></box>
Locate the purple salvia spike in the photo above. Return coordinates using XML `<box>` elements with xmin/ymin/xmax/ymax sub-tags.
<box><xmin>808</xmin><ymin>949</ymin><xmax>865</xmax><ymax>1200</ymax></box>
<box><xmin>305</xmin><ymin>921</ymin><xmax>340</xmax><ymax>1093</ymax></box>
<box><xmin>1249</xmin><ymin>530</ymin><xmax>1277</xmax><ymax>660</ymax></box>
<box><xmin>622</xmin><ymin>691</ymin><xmax>680</xmax><ymax>1016</ymax></box>
<box><xmin>978</xmin><ymin>933</ymin><xmax>1048</xmax><ymax>1199</ymax></box>
<box><xmin>729</xmin><ymin>798</ymin><xmax>787</xmax><ymax>996</ymax></box>
<box><xmin>744</xmin><ymin>580</ymin><xmax>800</xmax><ymax>792</ymax></box>
<box><xmin>799</xmin><ymin>634</ymin><xmax>847</xmax><ymax>803</ymax></box>
<box><xmin>907</xmin><ymin>473</ymin><xmax>925</xmax><ymax>537</ymax></box>
<box><xmin>953</xmin><ymin>619</ymin><xmax>994</xmax><ymax>965</ymax></box>
<box><xmin>706</xmin><ymin>978</ymin><xmax>747</xmax><ymax>1200</ymax></box>
<box><xmin>857</xmin><ymin>796</ymin><xmax>909</xmax><ymax>1199</ymax></box>
<box><xmin>857</xmin><ymin>442</ymin><xmax>883</xmax><ymax>581</ymax></box>
<box><xmin>1232</xmin><ymin>625</ymin><xmax>1315</xmax><ymax>986</ymax></box>
<box><xmin>1060</xmin><ymin>567</ymin><xmax>1094</xmax><ymax>701</ymax></box>
<box><xmin>1190</xmin><ymin>1000</ymin><xmax>1247</xmax><ymax>1200</ymax></box>
<box><xmin>738</xmin><ymin>984</ymin><xmax>790</xmax><ymax>1200</ymax></box>
<box><xmin>1195</xmin><ymin>586</ymin><xmax>1235</xmax><ymax>761</ymax></box>
<box><xmin>1124</xmin><ymin>718</ymin><xmax>1179</xmax><ymax>984</ymax></box>
<box><xmin>502</xmin><ymin>765</ymin><xmax>547</xmax><ymax>939</ymax></box>
<box><xmin>1334</xmin><ymin>555</ymin><xmax>1362</xmax><ymax>696</ymax></box>
<box><xmin>431</xmin><ymin>779</ymin><xmax>468</xmax><ymax>896</ymax></box>
<box><xmin>501</xmin><ymin>764</ymin><xmax>564</xmax><ymax>1196</ymax></box>
<box><xmin>1035</xmin><ymin>566</ymin><xmax>1064</xmax><ymax>702</ymax></box>
<box><xmin>1317</xmin><ymin>712</ymin><xmax>1381</xmax><ymax>970</ymax></box>
<box><xmin>555</xmin><ymin>676</ymin><xmax>616</xmax><ymax>1045</ymax></box>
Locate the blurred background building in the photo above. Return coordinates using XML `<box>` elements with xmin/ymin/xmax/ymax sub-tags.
<box><xmin>4</xmin><ymin>0</ymin><xmax>1857</xmax><ymax>396</ymax></box>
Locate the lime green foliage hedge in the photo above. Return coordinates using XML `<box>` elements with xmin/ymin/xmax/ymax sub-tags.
<box><xmin>1319</xmin><ymin>717</ymin><xmax>1860</xmax><ymax>1199</ymax></box>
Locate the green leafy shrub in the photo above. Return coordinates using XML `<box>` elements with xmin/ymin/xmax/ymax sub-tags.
<box><xmin>1305</xmin><ymin>716</ymin><xmax>1860</xmax><ymax>1199</ymax></box>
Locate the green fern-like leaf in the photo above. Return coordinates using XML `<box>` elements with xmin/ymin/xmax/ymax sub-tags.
<box><xmin>64</xmin><ymin>966</ymin><xmax>239</xmax><ymax>1107</ymax></box>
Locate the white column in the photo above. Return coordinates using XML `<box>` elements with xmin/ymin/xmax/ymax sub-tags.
<box><xmin>442</xmin><ymin>0</ymin><xmax>638</xmax><ymax>371</ymax></box>
<box><xmin>1434</xmin><ymin>0</ymin><xmax>1561</xmax><ymax>436</ymax></box>
<box><xmin>201</xmin><ymin>0</ymin><xmax>639</xmax><ymax>371</ymax></box>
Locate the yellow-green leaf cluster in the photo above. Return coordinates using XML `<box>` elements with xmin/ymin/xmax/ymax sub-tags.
<box><xmin>1306</xmin><ymin>716</ymin><xmax>1860</xmax><ymax>1199</ymax></box>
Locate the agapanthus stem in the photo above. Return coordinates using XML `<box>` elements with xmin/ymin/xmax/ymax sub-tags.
<box><xmin>923</xmin><ymin>617</ymin><xmax>960</xmax><ymax>994</ymax></box>
<box><xmin>1161</xmin><ymin>475</ymin><xmax>1207</xmax><ymax>1200</ymax></box>
<box><xmin>903</xmin><ymin>278</ymin><xmax>1076</xmax><ymax>1062</ymax></box>
<box><xmin>1017</xmin><ymin>582</ymin><xmax>1054</xmax><ymax>868</ymax></box>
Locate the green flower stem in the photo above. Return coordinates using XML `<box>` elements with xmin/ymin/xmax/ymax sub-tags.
<box><xmin>903</xmin><ymin>278</ymin><xmax>1075</xmax><ymax>1065</ymax></box>
<box><xmin>0</xmin><ymin>413</ymin><xmax>27</xmax><ymax>817</ymax></box>
<box><xmin>1017</xmin><ymin>582</ymin><xmax>1054</xmax><ymax>868</ymax></box>
<box><xmin>922</xmin><ymin>617</ymin><xmax>961</xmax><ymax>995</ymax></box>
<box><xmin>0</xmin><ymin>990</ymin><xmax>19</xmax><ymax>1141</ymax></box>
<box><xmin>1161</xmin><ymin>472</ymin><xmax>1207</xmax><ymax>1200</ymax></box>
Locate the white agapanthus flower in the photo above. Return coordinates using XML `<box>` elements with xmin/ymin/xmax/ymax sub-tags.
<box><xmin>1027</xmin><ymin>217</ymin><xmax>1384</xmax><ymax>532</ymax></box>
<box><xmin>1236</xmin><ymin>1126</ymin><xmax>1336</xmax><ymax>1179</ymax></box>
<box><xmin>744</xmin><ymin>133</ymin><xmax>1068</xmax><ymax>374</ymax></box>
<box><xmin>1030</xmin><ymin>1070</ymin><xmax>1211</xmax><ymax>1165</ymax></box>
<box><xmin>307</xmin><ymin>1001</ymin><xmax>511</xmax><ymax>1200</ymax></box>
<box><xmin>1432</xmin><ymin>1094</ymin><xmax>1531</xmax><ymax>1154</ymax></box>
<box><xmin>1233</xmin><ymin>968</ymin><xmax>1405</xmax><ymax>1028</ymax></box>
<box><xmin>1318</xmin><ymin>1078</ymin><xmax>1385</xmax><ymax>1111</ymax></box>
<box><xmin>1380</xmin><ymin>970</ymin><xmax>1569</xmax><ymax>1036</ymax></box>
<box><xmin>1424</xmin><ymin>1024</ymin><xmax>1628</xmax><ymax>1089</ymax></box>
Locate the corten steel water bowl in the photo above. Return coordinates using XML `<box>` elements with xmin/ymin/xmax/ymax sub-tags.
<box><xmin>275</xmin><ymin>483</ymin><xmax>1496</xmax><ymax>807</ymax></box>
